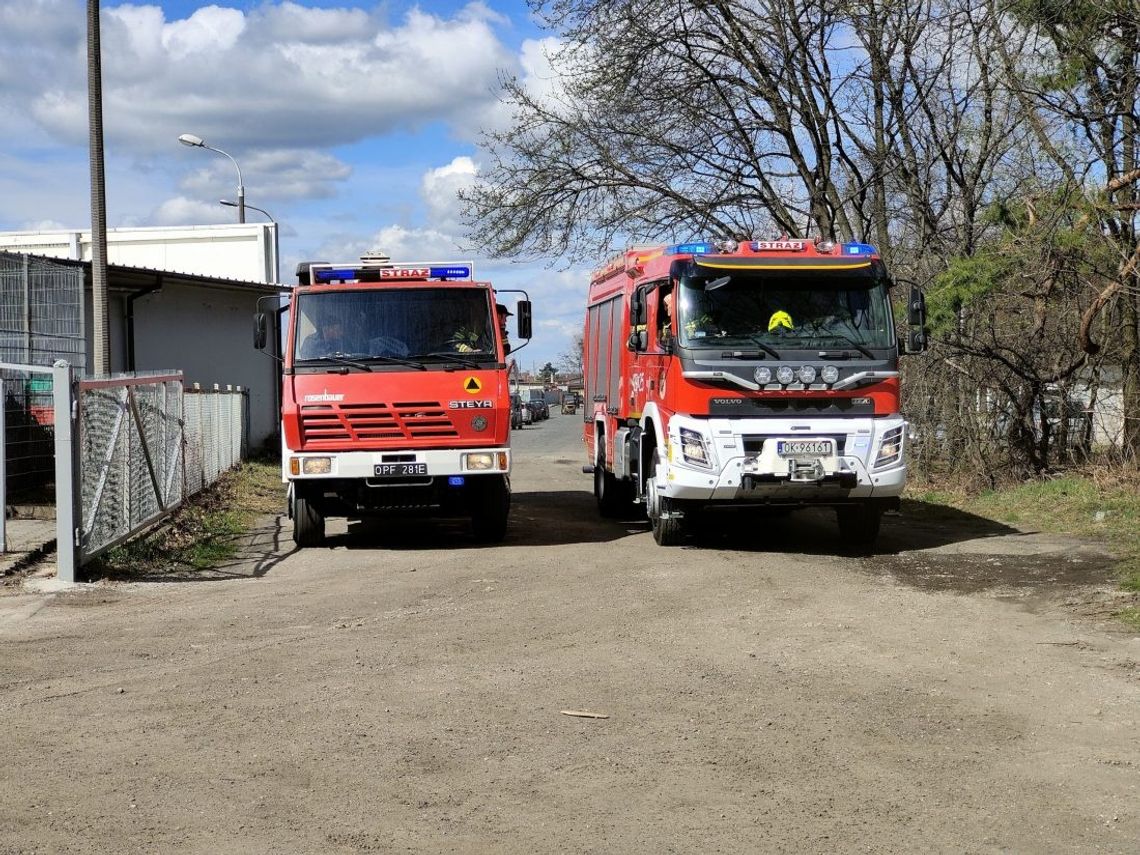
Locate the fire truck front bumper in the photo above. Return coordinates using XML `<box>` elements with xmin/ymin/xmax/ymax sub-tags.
<box><xmin>658</xmin><ymin>416</ymin><xmax>907</xmax><ymax>504</ymax></box>
<box><xmin>284</xmin><ymin>446</ymin><xmax>510</xmax><ymax>482</ymax></box>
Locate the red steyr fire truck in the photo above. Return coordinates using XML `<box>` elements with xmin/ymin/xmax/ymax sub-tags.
<box><xmin>582</xmin><ymin>238</ymin><xmax>927</xmax><ymax>547</ymax></box>
<box><xmin>256</xmin><ymin>256</ymin><xmax>532</xmax><ymax>547</ymax></box>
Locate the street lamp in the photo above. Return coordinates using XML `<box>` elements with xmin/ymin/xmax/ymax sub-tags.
<box><xmin>221</xmin><ymin>199</ymin><xmax>278</xmax><ymax>283</ymax></box>
<box><xmin>178</xmin><ymin>132</ymin><xmax>245</xmax><ymax>223</ymax></box>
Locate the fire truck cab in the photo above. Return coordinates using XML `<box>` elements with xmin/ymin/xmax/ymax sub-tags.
<box><xmin>257</xmin><ymin>257</ymin><xmax>532</xmax><ymax>547</ymax></box>
<box><xmin>583</xmin><ymin>238</ymin><xmax>926</xmax><ymax>547</ymax></box>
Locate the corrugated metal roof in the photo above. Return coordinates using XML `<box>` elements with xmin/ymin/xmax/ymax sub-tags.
<box><xmin>1</xmin><ymin>251</ymin><xmax>290</xmax><ymax>294</ymax></box>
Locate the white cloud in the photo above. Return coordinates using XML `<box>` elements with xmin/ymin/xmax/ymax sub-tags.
<box><xmin>161</xmin><ymin>6</ymin><xmax>247</xmax><ymax>59</ymax></box>
<box><xmin>421</xmin><ymin>156</ymin><xmax>478</xmax><ymax>237</ymax></box>
<box><xmin>11</xmin><ymin>1</ymin><xmax>517</xmax><ymax>151</ymax></box>
<box><xmin>152</xmin><ymin>196</ymin><xmax>232</xmax><ymax>227</ymax></box>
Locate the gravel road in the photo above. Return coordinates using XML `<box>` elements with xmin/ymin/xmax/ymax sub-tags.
<box><xmin>1</xmin><ymin>412</ymin><xmax>1138</xmax><ymax>853</ymax></box>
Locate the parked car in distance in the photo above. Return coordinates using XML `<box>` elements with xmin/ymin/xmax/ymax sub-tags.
<box><xmin>510</xmin><ymin>393</ymin><xmax>525</xmax><ymax>429</ymax></box>
<box><xmin>525</xmin><ymin>400</ymin><xmax>543</xmax><ymax>422</ymax></box>
<box><xmin>561</xmin><ymin>394</ymin><xmax>578</xmax><ymax>414</ymax></box>
<box><xmin>527</xmin><ymin>389</ymin><xmax>550</xmax><ymax>420</ymax></box>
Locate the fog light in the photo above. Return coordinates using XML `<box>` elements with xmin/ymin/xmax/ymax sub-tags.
<box><xmin>821</xmin><ymin>365</ymin><xmax>840</xmax><ymax>384</ymax></box>
<box><xmin>465</xmin><ymin>452</ymin><xmax>494</xmax><ymax>470</ymax></box>
<box><xmin>776</xmin><ymin>366</ymin><xmax>795</xmax><ymax>385</ymax></box>
<box><xmin>799</xmin><ymin>364</ymin><xmax>817</xmax><ymax>384</ymax></box>
<box><xmin>754</xmin><ymin>366</ymin><xmax>772</xmax><ymax>384</ymax></box>
<box><xmin>300</xmin><ymin>457</ymin><xmax>332</xmax><ymax>475</ymax></box>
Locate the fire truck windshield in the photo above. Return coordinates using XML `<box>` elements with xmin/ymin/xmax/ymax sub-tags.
<box><xmin>674</xmin><ymin>266</ymin><xmax>894</xmax><ymax>353</ymax></box>
<box><xmin>293</xmin><ymin>288</ymin><xmax>497</xmax><ymax>367</ymax></box>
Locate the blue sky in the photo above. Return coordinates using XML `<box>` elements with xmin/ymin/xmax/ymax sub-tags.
<box><xmin>0</xmin><ymin>0</ymin><xmax>588</xmax><ymax>371</ymax></box>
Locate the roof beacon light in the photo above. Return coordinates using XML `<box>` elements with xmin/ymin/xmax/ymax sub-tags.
<box><xmin>312</xmin><ymin>262</ymin><xmax>473</xmax><ymax>284</ymax></box>
<box><xmin>666</xmin><ymin>241</ymin><xmax>714</xmax><ymax>255</ymax></box>
<box><xmin>842</xmin><ymin>242</ymin><xmax>877</xmax><ymax>256</ymax></box>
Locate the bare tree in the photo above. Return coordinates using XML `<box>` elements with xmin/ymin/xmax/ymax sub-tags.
<box><xmin>989</xmin><ymin>0</ymin><xmax>1140</xmax><ymax>458</ymax></box>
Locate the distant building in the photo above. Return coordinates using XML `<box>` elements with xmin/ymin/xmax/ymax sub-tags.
<box><xmin>0</xmin><ymin>222</ymin><xmax>285</xmax><ymax>448</ymax></box>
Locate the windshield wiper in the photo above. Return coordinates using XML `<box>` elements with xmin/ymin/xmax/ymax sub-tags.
<box><xmin>722</xmin><ymin>336</ymin><xmax>780</xmax><ymax>359</ymax></box>
<box><xmin>302</xmin><ymin>353</ymin><xmax>427</xmax><ymax>371</ymax></box>
<box><xmin>415</xmin><ymin>351</ymin><xmax>489</xmax><ymax>369</ymax></box>
<box><xmin>817</xmin><ymin>333</ymin><xmax>875</xmax><ymax>359</ymax></box>
<box><xmin>302</xmin><ymin>354</ymin><xmax>373</xmax><ymax>372</ymax></box>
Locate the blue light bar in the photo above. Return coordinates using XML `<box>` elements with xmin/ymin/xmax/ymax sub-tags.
<box><xmin>430</xmin><ymin>265</ymin><xmax>471</xmax><ymax>279</ymax></box>
<box><xmin>448</xmin><ymin>476</ymin><xmax>465</xmax><ymax>487</ymax></box>
<box><xmin>665</xmin><ymin>241</ymin><xmax>714</xmax><ymax>255</ymax></box>
<box><xmin>313</xmin><ymin>267</ymin><xmax>361</xmax><ymax>282</ymax></box>
<box><xmin>842</xmin><ymin>242</ymin><xmax>878</xmax><ymax>256</ymax></box>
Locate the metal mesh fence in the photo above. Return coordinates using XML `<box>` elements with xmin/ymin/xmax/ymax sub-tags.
<box><xmin>80</xmin><ymin>374</ymin><xmax>184</xmax><ymax>559</ymax></box>
<box><xmin>183</xmin><ymin>385</ymin><xmax>247</xmax><ymax>498</ymax></box>
<box><xmin>78</xmin><ymin>377</ymin><xmax>248</xmax><ymax>562</ymax></box>
<box><xmin>0</xmin><ymin>254</ymin><xmax>85</xmax><ymax>506</ymax></box>
<box><xmin>0</xmin><ymin>253</ymin><xmax>85</xmax><ymax>368</ymax></box>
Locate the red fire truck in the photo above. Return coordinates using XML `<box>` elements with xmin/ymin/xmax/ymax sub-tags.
<box><xmin>256</xmin><ymin>257</ymin><xmax>531</xmax><ymax>547</ymax></box>
<box><xmin>583</xmin><ymin>238</ymin><xmax>926</xmax><ymax>547</ymax></box>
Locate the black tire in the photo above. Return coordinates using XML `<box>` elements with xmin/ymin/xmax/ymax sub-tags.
<box><xmin>595</xmin><ymin>452</ymin><xmax>634</xmax><ymax>518</ymax></box>
<box><xmin>471</xmin><ymin>475</ymin><xmax>510</xmax><ymax>543</ymax></box>
<box><xmin>646</xmin><ymin>456</ymin><xmax>685</xmax><ymax>546</ymax></box>
<box><xmin>836</xmin><ymin>502</ymin><xmax>882</xmax><ymax>549</ymax></box>
<box><xmin>293</xmin><ymin>489</ymin><xmax>325</xmax><ymax>547</ymax></box>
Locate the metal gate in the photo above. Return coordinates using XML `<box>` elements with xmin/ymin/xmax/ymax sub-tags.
<box><xmin>78</xmin><ymin>372</ymin><xmax>185</xmax><ymax>563</ymax></box>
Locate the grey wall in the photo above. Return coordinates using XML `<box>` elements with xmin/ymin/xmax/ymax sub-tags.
<box><xmin>130</xmin><ymin>283</ymin><xmax>279</xmax><ymax>449</ymax></box>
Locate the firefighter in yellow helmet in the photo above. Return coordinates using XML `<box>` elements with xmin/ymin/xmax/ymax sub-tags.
<box><xmin>768</xmin><ymin>309</ymin><xmax>794</xmax><ymax>333</ymax></box>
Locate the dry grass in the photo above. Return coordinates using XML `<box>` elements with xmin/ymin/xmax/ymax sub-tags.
<box><xmin>92</xmin><ymin>459</ymin><xmax>283</xmax><ymax>578</ymax></box>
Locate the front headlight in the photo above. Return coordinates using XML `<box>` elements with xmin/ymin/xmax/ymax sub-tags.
<box><xmin>677</xmin><ymin>427</ymin><xmax>712</xmax><ymax>467</ymax></box>
<box><xmin>464</xmin><ymin>452</ymin><xmax>495</xmax><ymax>470</ymax></box>
<box><xmin>291</xmin><ymin>456</ymin><xmax>332</xmax><ymax>475</ymax></box>
<box><xmin>874</xmin><ymin>426</ymin><xmax>904</xmax><ymax>468</ymax></box>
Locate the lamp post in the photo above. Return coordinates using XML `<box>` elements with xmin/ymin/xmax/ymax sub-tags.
<box><xmin>178</xmin><ymin>132</ymin><xmax>245</xmax><ymax>223</ymax></box>
<box><xmin>221</xmin><ymin>199</ymin><xmax>278</xmax><ymax>283</ymax></box>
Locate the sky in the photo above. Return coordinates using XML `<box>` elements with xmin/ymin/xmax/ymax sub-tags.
<box><xmin>0</xmin><ymin>0</ymin><xmax>589</xmax><ymax>372</ymax></box>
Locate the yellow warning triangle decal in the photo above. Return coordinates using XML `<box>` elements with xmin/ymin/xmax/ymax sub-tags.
<box><xmin>464</xmin><ymin>376</ymin><xmax>482</xmax><ymax>394</ymax></box>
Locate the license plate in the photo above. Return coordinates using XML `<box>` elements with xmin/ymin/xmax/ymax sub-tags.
<box><xmin>373</xmin><ymin>462</ymin><xmax>427</xmax><ymax>477</ymax></box>
<box><xmin>776</xmin><ymin>439</ymin><xmax>834</xmax><ymax>458</ymax></box>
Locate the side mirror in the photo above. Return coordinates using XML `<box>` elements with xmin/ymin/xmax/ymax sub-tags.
<box><xmin>516</xmin><ymin>300</ymin><xmax>533</xmax><ymax>339</ymax></box>
<box><xmin>254</xmin><ymin>312</ymin><xmax>268</xmax><ymax>350</ymax></box>
<box><xmin>907</xmin><ymin>286</ymin><xmax>926</xmax><ymax>327</ymax></box>
<box><xmin>630</xmin><ymin>290</ymin><xmax>647</xmax><ymax>327</ymax></box>
<box><xmin>904</xmin><ymin>286</ymin><xmax>929</xmax><ymax>353</ymax></box>
<box><xmin>627</xmin><ymin>330</ymin><xmax>647</xmax><ymax>351</ymax></box>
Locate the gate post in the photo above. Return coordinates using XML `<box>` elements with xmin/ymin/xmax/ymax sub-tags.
<box><xmin>52</xmin><ymin>360</ymin><xmax>80</xmax><ymax>583</ymax></box>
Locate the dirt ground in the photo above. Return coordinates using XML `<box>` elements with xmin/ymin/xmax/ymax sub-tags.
<box><xmin>1</xmin><ymin>414</ymin><xmax>1138</xmax><ymax>853</ymax></box>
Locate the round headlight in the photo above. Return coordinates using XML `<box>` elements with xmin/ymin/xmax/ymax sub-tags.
<box><xmin>776</xmin><ymin>366</ymin><xmax>795</xmax><ymax>385</ymax></box>
<box><xmin>799</xmin><ymin>365</ymin><xmax>817</xmax><ymax>384</ymax></box>
<box><xmin>754</xmin><ymin>366</ymin><xmax>772</xmax><ymax>385</ymax></box>
<box><xmin>821</xmin><ymin>365</ymin><xmax>840</xmax><ymax>384</ymax></box>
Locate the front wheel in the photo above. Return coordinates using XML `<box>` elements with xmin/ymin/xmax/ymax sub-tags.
<box><xmin>471</xmin><ymin>475</ymin><xmax>510</xmax><ymax>543</ymax></box>
<box><xmin>292</xmin><ymin>488</ymin><xmax>326</xmax><ymax>547</ymax></box>
<box><xmin>646</xmin><ymin>456</ymin><xmax>685</xmax><ymax>546</ymax></box>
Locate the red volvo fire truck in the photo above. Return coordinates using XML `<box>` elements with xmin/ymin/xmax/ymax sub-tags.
<box><xmin>583</xmin><ymin>238</ymin><xmax>926</xmax><ymax>547</ymax></box>
<box><xmin>256</xmin><ymin>257</ymin><xmax>531</xmax><ymax>547</ymax></box>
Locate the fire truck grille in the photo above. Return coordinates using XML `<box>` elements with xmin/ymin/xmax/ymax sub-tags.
<box><xmin>300</xmin><ymin>401</ymin><xmax>459</xmax><ymax>445</ymax></box>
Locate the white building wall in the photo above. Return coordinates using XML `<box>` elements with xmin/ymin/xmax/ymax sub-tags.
<box><xmin>0</xmin><ymin>223</ymin><xmax>278</xmax><ymax>284</ymax></box>
<box><xmin>131</xmin><ymin>283</ymin><xmax>279</xmax><ymax>448</ymax></box>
